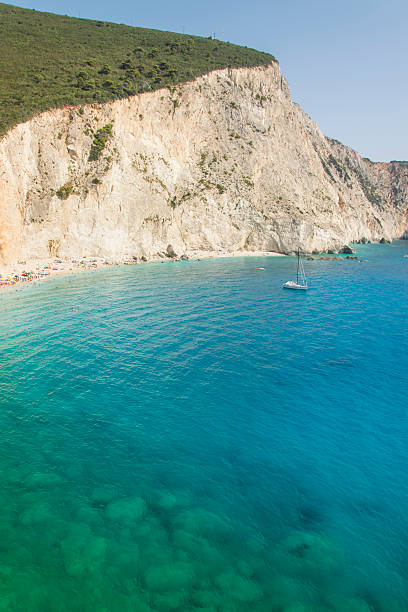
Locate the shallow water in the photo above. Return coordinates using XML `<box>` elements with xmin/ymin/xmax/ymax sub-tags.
<box><xmin>0</xmin><ymin>242</ymin><xmax>407</xmax><ymax>611</ymax></box>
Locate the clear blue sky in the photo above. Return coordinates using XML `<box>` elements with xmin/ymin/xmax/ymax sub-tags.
<box><xmin>5</xmin><ymin>0</ymin><xmax>408</xmax><ymax>161</ymax></box>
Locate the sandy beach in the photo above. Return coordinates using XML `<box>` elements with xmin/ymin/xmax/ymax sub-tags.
<box><xmin>0</xmin><ymin>248</ymin><xmax>365</xmax><ymax>292</ymax></box>
<box><xmin>0</xmin><ymin>250</ymin><xmax>285</xmax><ymax>291</ymax></box>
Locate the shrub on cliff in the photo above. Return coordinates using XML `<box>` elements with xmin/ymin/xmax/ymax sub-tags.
<box><xmin>88</xmin><ymin>123</ymin><xmax>113</xmax><ymax>161</ymax></box>
<box><xmin>56</xmin><ymin>182</ymin><xmax>73</xmax><ymax>200</ymax></box>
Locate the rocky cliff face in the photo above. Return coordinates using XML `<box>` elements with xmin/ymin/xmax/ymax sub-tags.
<box><xmin>0</xmin><ymin>63</ymin><xmax>406</xmax><ymax>265</ymax></box>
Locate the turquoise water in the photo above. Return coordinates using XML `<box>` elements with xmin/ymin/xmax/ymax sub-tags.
<box><xmin>0</xmin><ymin>242</ymin><xmax>407</xmax><ymax>611</ymax></box>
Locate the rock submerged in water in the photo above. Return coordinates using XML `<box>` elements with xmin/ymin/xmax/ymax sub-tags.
<box><xmin>215</xmin><ymin>571</ymin><xmax>263</xmax><ymax>603</ymax></box>
<box><xmin>19</xmin><ymin>501</ymin><xmax>53</xmax><ymax>526</ymax></box>
<box><xmin>105</xmin><ymin>496</ymin><xmax>147</xmax><ymax>524</ymax></box>
<box><xmin>157</xmin><ymin>492</ymin><xmax>178</xmax><ymax>510</ymax></box>
<box><xmin>60</xmin><ymin>523</ymin><xmax>107</xmax><ymax>577</ymax></box>
<box><xmin>144</xmin><ymin>561</ymin><xmax>195</xmax><ymax>593</ymax></box>
<box><xmin>328</xmin><ymin>597</ymin><xmax>373</xmax><ymax>612</ymax></box>
<box><xmin>23</xmin><ymin>471</ymin><xmax>63</xmax><ymax>489</ymax></box>
<box><xmin>339</xmin><ymin>245</ymin><xmax>356</xmax><ymax>255</ymax></box>
<box><xmin>90</xmin><ymin>485</ymin><xmax>119</xmax><ymax>507</ymax></box>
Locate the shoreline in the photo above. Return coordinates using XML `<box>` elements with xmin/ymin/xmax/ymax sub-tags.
<box><xmin>2</xmin><ymin>242</ymin><xmax>386</xmax><ymax>294</ymax></box>
<box><xmin>0</xmin><ymin>244</ymin><xmax>379</xmax><ymax>293</ymax></box>
<box><xmin>0</xmin><ymin>250</ymin><xmax>285</xmax><ymax>292</ymax></box>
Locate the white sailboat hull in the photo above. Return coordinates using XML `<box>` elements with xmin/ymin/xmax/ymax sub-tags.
<box><xmin>283</xmin><ymin>281</ymin><xmax>308</xmax><ymax>290</ymax></box>
<box><xmin>283</xmin><ymin>249</ymin><xmax>308</xmax><ymax>290</ymax></box>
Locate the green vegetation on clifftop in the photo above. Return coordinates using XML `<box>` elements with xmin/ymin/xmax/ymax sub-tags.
<box><xmin>0</xmin><ymin>2</ymin><xmax>276</xmax><ymax>135</ymax></box>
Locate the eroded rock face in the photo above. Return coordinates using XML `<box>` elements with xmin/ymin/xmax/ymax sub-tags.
<box><xmin>0</xmin><ymin>64</ymin><xmax>406</xmax><ymax>265</ymax></box>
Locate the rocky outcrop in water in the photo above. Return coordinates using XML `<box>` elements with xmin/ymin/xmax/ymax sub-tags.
<box><xmin>0</xmin><ymin>64</ymin><xmax>406</xmax><ymax>265</ymax></box>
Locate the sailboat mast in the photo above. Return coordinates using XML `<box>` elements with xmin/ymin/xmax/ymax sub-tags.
<box><xmin>296</xmin><ymin>249</ymin><xmax>300</xmax><ymax>284</ymax></box>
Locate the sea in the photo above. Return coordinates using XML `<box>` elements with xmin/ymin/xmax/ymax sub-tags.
<box><xmin>0</xmin><ymin>241</ymin><xmax>407</xmax><ymax>611</ymax></box>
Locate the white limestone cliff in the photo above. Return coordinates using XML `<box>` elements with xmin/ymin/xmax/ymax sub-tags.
<box><xmin>0</xmin><ymin>63</ymin><xmax>406</xmax><ymax>265</ymax></box>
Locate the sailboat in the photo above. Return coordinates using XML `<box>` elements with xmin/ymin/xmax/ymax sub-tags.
<box><xmin>283</xmin><ymin>249</ymin><xmax>308</xmax><ymax>290</ymax></box>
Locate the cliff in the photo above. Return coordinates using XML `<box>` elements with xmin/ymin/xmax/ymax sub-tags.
<box><xmin>0</xmin><ymin>63</ymin><xmax>407</xmax><ymax>265</ymax></box>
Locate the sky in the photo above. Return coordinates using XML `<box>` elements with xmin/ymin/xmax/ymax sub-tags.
<box><xmin>4</xmin><ymin>0</ymin><xmax>408</xmax><ymax>161</ymax></box>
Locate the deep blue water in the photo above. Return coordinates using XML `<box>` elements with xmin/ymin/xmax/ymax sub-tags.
<box><xmin>0</xmin><ymin>242</ymin><xmax>407</xmax><ymax>611</ymax></box>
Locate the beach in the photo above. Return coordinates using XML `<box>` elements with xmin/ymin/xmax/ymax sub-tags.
<box><xmin>0</xmin><ymin>250</ymin><xmax>284</xmax><ymax>290</ymax></box>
